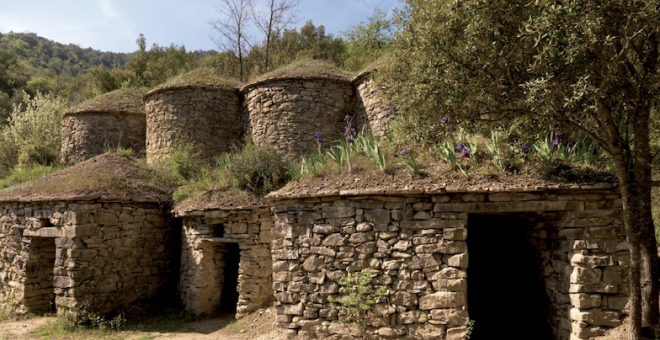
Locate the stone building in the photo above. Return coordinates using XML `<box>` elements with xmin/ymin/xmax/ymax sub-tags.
<box><xmin>267</xmin><ymin>184</ymin><xmax>628</xmax><ymax>340</ymax></box>
<box><xmin>0</xmin><ymin>154</ymin><xmax>179</xmax><ymax>314</ymax></box>
<box><xmin>353</xmin><ymin>70</ymin><xmax>396</xmax><ymax>137</ymax></box>
<box><xmin>174</xmin><ymin>200</ymin><xmax>274</xmax><ymax>318</ymax></box>
<box><xmin>243</xmin><ymin>74</ymin><xmax>355</xmax><ymax>159</ymax></box>
<box><xmin>60</xmin><ymin>89</ymin><xmax>146</xmax><ymax>164</ymax></box>
<box><xmin>143</xmin><ymin>70</ymin><xmax>244</xmax><ymax>164</ymax></box>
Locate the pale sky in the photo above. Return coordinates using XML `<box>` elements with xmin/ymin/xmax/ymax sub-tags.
<box><xmin>0</xmin><ymin>0</ymin><xmax>402</xmax><ymax>53</ymax></box>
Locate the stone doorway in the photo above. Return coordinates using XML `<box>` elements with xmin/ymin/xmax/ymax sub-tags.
<box><xmin>23</xmin><ymin>237</ymin><xmax>57</xmax><ymax>313</ymax></box>
<box><xmin>218</xmin><ymin>243</ymin><xmax>240</xmax><ymax>314</ymax></box>
<box><xmin>466</xmin><ymin>214</ymin><xmax>553</xmax><ymax>340</ymax></box>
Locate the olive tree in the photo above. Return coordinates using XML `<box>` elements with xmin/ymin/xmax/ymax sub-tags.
<box><xmin>383</xmin><ymin>1</ymin><xmax>660</xmax><ymax>339</ymax></box>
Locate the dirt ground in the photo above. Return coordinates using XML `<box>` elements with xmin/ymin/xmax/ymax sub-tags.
<box><xmin>0</xmin><ymin>307</ymin><xmax>285</xmax><ymax>340</ymax></box>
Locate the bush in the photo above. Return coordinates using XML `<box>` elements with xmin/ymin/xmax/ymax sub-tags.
<box><xmin>328</xmin><ymin>269</ymin><xmax>388</xmax><ymax>329</ymax></box>
<box><xmin>56</xmin><ymin>304</ymin><xmax>125</xmax><ymax>331</ymax></box>
<box><xmin>1</xmin><ymin>91</ymin><xmax>67</xmax><ymax>171</ymax></box>
<box><xmin>223</xmin><ymin>142</ymin><xmax>292</xmax><ymax>195</ymax></box>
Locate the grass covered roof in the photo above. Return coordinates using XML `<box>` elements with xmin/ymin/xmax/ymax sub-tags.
<box><xmin>146</xmin><ymin>68</ymin><xmax>242</xmax><ymax>96</ymax></box>
<box><xmin>0</xmin><ymin>153</ymin><xmax>178</xmax><ymax>202</ymax></box>
<box><xmin>66</xmin><ymin>89</ymin><xmax>144</xmax><ymax>115</ymax></box>
<box><xmin>244</xmin><ymin>59</ymin><xmax>354</xmax><ymax>89</ymax></box>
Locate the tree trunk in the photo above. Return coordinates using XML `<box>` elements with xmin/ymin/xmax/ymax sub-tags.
<box><xmin>619</xmin><ymin>182</ymin><xmax>645</xmax><ymax>340</ymax></box>
<box><xmin>633</xmin><ymin>105</ymin><xmax>660</xmax><ymax>336</ymax></box>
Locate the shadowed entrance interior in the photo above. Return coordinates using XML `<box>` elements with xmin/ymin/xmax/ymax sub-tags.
<box><xmin>219</xmin><ymin>243</ymin><xmax>241</xmax><ymax>313</ymax></box>
<box><xmin>24</xmin><ymin>236</ymin><xmax>56</xmax><ymax>313</ymax></box>
<box><xmin>466</xmin><ymin>214</ymin><xmax>553</xmax><ymax>340</ymax></box>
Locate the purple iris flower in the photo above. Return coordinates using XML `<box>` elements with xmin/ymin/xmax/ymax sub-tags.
<box><xmin>401</xmin><ymin>149</ymin><xmax>408</xmax><ymax>156</ymax></box>
<box><xmin>523</xmin><ymin>143</ymin><xmax>532</xmax><ymax>154</ymax></box>
<box><xmin>441</xmin><ymin>117</ymin><xmax>448</xmax><ymax>123</ymax></box>
<box><xmin>344</xmin><ymin>114</ymin><xmax>351</xmax><ymax>122</ymax></box>
<box><xmin>457</xmin><ymin>143</ymin><xmax>465</xmax><ymax>152</ymax></box>
<box><xmin>463</xmin><ymin>147</ymin><xmax>471</xmax><ymax>159</ymax></box>
<box><xmin>555</xmin><ymin>131</ymin><xmax>564</xmax><ymax>137</ymax></box>
<box><xmin>315</xmin><ymin>131</ymin><xmax>323</xmax><ymax>143</ymax></box>
<box><xmin>346</xmin><ymin>137</ymin><xmax>354</xmax><ymax>143</ymax></box>
<box><xmin>552</xmin><ymin>139</ymin><xmax>559</xmax><ymax>149</ymax></box>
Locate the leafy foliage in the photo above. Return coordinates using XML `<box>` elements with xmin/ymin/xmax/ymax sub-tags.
<box><xmin>1</xmin><ymin>91</ymin><xmax>67</xmax><ymax>172</ymax></box>
<box><xmin>328</xmin><ymin>270</ymin><xmax>388</xmax><ymax>329</ymax></box>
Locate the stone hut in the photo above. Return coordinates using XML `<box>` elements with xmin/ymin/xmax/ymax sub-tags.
<box><xmin>143</xmin><ymin>69</ymin><xmax>244</xmax><ymax>164</ymax></box>
<box><xmin>267</xmin><ymin>182</ymin><xmax>629</xmax><ymax>340</ymax></box>
<box><xmin>243</xmin><ymin>66</ymin><xmax>355</xmax><ymax>159</ymax></box>
<box><xmin>353</xmin><ymin>69</ymin><xmax>396</xmax><ymax>137</ymax></box>
<box><xmin>174</xmin><ymin>193</ymin><xmax>274</xmax><ymax>319</ymax></box>
<box><xmin>60</xmin><ymin>89</ymin><xmax>146</xmax><ymax>164</ymax></box>
<box><xmin>0</xmin><ymin>154</ymin><xmax>179</xmax><ymax>314</ymax></box>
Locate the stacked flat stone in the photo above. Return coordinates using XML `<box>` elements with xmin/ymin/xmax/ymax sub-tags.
<box><xmin>144</xmin><ymin>84</ymin><xmax>243</xmax><ymax>164</ymax></box>
<box><xmin>177</xmin><ymin>206</ymin><xmax>274</xmax><ymax>318</ymax></box>
<box><xmin>0</xmin><ymin>199</ymin><xmax>178</xmax><ymax>314</ymax></box>
<box><xmin>353</xmin><ymin>71</ymin><xmax>396</xmax><ymax>137</ymax></box>
<box><xmin>269</xmin><ymin>188</ymin><xmax>629</xmax><ymax>340</ymax></box>
<box><xmin>243</xmin><ymin>76</ymin><xmax>354</xmax><ymax>159</ymax></box>
<box><xmin>60</xmin><ymin>90</ymin><xmax>146</xmax><ymax>164</ymax></box>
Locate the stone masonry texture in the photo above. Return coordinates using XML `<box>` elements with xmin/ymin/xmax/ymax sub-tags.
<box><xmin>60</xmin><ymin>112</ymin><xmax>146</xmax><ymax>164</ymax></box>
<box><xmin>0</xmin><ymin>199</ymin><xmax>178</xmax><ymax>314</ymax></box>
<box><xmin>353</xmin><ymin>73</ymin><xmax>396</xmax><ymax>137</ymax></box>
<box><xmin>177</xmin><ymin>206</ymin><xmax>274</xmax><ymax>318</ymax></box>
<box><xmin>269</xmin><ymin>188</ymin><xmax>628</xmax><ymax>340</ymax></box>
<box><xmin>244</xmin><ymin>78</ymin><xmax>355</xmax><ymax>159</ymax></box>
<box><xmin>144</xmin><ymin>86</ymin><xmax>244</xmax><ymax>164</ymax></box>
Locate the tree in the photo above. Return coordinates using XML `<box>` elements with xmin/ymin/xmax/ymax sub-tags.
<box><xmin>2</xmin><ymin>91</ymin><xmax>66</xmax><ymax>170</ymax></box>
<box><xmin>341</xmin><ymin>7</ymin><xmax>393</xmax><ymax>71</ymax></box>
<box><xmin>251</xmin><ymin>0</ymin><xmax>300</xmax><ymax>73</ymax></box>
<box><xmin>383</xmin><ymin>1</ymin><xmax>660</xmax><ymax>339</ymax></box>
<box><xmin>210</xmin><ymin>0</ymin><xmax>254</xmax><ymax>81</ymax></box>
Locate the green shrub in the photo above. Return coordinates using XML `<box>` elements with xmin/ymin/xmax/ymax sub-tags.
<box><xmin>223</xmin><ymin>142</ymin><xmax>291</xmax><ymax>195</ymax></box>
<box><xmin>328</xmin><ymin>269</ymin><xmax>388</xmax><ymax>329</ymax></box>
<box><xmin>56</xmin><ymin>304</ymin><xmax>125</xmax><ymax>331</ymax></box>
<box><xmin>116</xmin><ymin>147</ymin><xmax>135</xmax><ymax>158</ymax></box>
<box><xmin>3</xmin><ymin>91</ymin><xmax>67</xmax><ymax>170</ymax></box>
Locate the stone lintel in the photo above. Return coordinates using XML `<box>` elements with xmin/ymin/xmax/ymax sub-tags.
<box><xmin>434</xmin><ymin>201</ymin><xmax>584</xmax><ymax>213</ymax></box>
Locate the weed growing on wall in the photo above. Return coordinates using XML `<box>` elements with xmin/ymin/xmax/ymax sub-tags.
<box><xmin>328</xmin><ymin>269</ymin><xmax>388</xmax><ymax>329</ymax></box>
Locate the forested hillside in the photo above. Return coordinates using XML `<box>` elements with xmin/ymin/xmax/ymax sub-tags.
<box><xmin>0</xmin><ymin>32</ymin><xmax>133</xmax><ymax>116</ymax></box>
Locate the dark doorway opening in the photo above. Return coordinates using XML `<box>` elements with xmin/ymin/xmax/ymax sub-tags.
<box><xmin>219</xmin><ymin>243</ymin><xmax>240</xmax><ymax>313</ymax></box>
<box><xmin>466</xmin><ymin>214</ymin><xmax>553</xmax><ymax>340</ymax></box>
<box><xmin>24</xmin><ymin>237</ymin><xmax>57</xmax><ymax>313</ymax></box>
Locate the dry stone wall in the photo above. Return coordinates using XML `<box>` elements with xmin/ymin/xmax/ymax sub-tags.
<box><xmin>60</xmin><ymin>112</ymin><xmax>146</xmax><ymax>164</ymax></box>
<box><xmin>270</xmin><ymin>188</ymin><xmax>628</xmax><ymax>340</ymax></box>
<box><xmin>353</xmin><ymin>74</ymin><xmax>396</xmax><ymax>137</ymax></box>
<box><xmin>0</xmin><ymin>199</ymin><xmax>178</xmax><ymax>314</ymax></box>
<box><xmin>178</xmin><ymin>207</ymin><xmax>274</xmax><ymax>318</ymax></box>
<box><xmin>244</xmin><ymin>78</ymin><xmax>354</xmax><ymax>158</ymax></box>
<box><xmin>144</xmin><ymin>86</ymin><xmax>243</xmax><ymax>163</ymax></box>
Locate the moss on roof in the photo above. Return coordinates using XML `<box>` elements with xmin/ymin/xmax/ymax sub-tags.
<box><xmin>66</xmin><ymin>89</ymin><xmax>144</xmax><ymax>115</ymax></box>
<box><xmin>0</xmin><ymin>153</ymin><xmax>179</xmax><ymax>202</ymax></box>
<box><xmin>146</xmin><ymin>68</ymin><xmax>242</xmax><ymax>95</ymax></box>
<box><xmin>245</xmin><ymin>60</ymin><xmax>354</xmax><ymax>88</ymax></box>
<box><xmin>173</xmin><ymin>188</ymin><xmax>268</xmax><ymax>216</ymax></box>
<box><xmin>353</xmin><ymin>57</ymin><xmax>388</xmax><ymax>82</ymax></box>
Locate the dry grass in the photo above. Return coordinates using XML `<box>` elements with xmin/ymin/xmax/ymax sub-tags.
<box><xmin>151</xmin><ymin>68</ymin><xmax>242</xmax><ymax>92</ymax></box>
<box><xmin>249</xmin><ymin>59</ymin><xmax>354</xmax><ymax>84</ymax></box>
<box><xmin>0</xmin><ymin>153</ymin><xmax>180</xmax><ymax>202</ymax></box>
<box><xmin>67</xmin><ymin>89</ymin><xmax>144</xmax><ymax>114</ymax></box>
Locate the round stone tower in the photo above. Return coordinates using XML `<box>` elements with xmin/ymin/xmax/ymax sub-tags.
<box><xmin>60</xmin><ymin>89</ymin><xmax>146</xmax><ymax>164</ymax></box>
<box><xmin>353</xmin><ymin>69</ymin><xmax>396</xmax><ymax>137</ymax></box>
<box><xmin>243</xmin><ymin>67</ymin><xmax>354</xmax><ymax>159</ymax></box>
<box><xmin>143</xmin><ymin>69</ymin><xmax>243</xmax><ymax>163</ymax></box>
